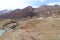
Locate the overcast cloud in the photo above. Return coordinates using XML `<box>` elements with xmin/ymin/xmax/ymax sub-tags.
<box><xmin>0</xmin><ymin>0</ymin><xmax>60</xmax><ymax>10</ymax></box>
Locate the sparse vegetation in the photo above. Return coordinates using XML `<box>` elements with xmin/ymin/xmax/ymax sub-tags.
<box><xmin>0</xmin><ymin>5</ymin><xmax>60</xmax><ymax>40</ymax></box>
<box><xmin>3</xmin><ymin>19</ymin><xmax>16</xmax><ymax>26</ymax></box>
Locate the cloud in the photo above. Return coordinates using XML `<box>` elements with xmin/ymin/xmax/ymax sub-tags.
<box><xmin>40</xmin><ymin>0</ymin><xmax>46</xmax><ymax>2</ymax></box>
<box><xmin>0</xmin><ymin>0</ymin><xmax>29</xmax><ymax>10</ymax></box>
<box><xmin>0</xmin><ymin>0</ymin><xmax>46</xmax><ymax>10</ymax></box>
<box><xmin>47</xmin><ymin>2</ymin><xmax>60</xmax><ymax>5</ymax></box>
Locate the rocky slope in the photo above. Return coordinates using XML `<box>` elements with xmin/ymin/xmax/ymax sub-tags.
<box><xmin>0</xmin><ymin>5</ymin><xmax>60</xmax><ymax>18</ymax></box>
<box><xmin>0</xmin><ymin>5</ymin><xmax>60</xmax><ymax>40</ymax></box>
<box><xmin>0</xmin><ymin>6</ymin><xmax>36</xmax><ymax>18</ymax></box>
<box><xmin>0</xmin><ymin>17</ymin><xmax>60</xmax><ymax>40</ymax></box>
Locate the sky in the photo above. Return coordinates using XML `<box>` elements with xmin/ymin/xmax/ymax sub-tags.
<box><xmin>0</xmin><ymin>0</ymin><xmax>60</xmax><ymax>10</ymax></box>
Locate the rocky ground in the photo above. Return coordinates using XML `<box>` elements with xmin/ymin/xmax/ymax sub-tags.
<box><xmin>0</xmin><ymin>16</ymin><xmax>60</xmax><ymax>40</ymax></box>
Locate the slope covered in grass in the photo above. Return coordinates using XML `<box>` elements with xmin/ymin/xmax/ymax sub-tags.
<box><xmin>0</xmin><ymin>17</ymin><xmax>60</xmax><ymax>40</ymax></box>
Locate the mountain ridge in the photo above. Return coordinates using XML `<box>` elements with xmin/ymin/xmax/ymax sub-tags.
<box><xmin>0</xmin><ymin>5</ymin><xmax>60</xmax><ymax>18</ymax></box>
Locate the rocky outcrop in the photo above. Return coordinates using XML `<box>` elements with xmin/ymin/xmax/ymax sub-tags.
<box><xmin>34</xmin><ymin>5</ymin><xmax>60</xmax><ymax>17</ymax></box>
<box><xmin>0</xmin><ymin>5</ymin><xmax>60</xmax><ymax>18</ymax></box>
<box><xmin>0</xmin><ymin>6</ymin><xmax>37</xmax><ymax>19</ymax></box>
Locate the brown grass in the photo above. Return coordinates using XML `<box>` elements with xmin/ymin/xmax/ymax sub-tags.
<box><xmin>0</xmin><ymin>17</ymin><xmax>60</xmax><ymax>40</ymax></box>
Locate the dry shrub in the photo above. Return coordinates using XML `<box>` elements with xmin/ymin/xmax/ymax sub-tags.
<box><xmin>20</xmin><ymin>19</ymin><xmax>40</xmax><ymax>29</ymax></box>
<box><xmin>3</xmin><ymin>20</ymin><xmax>16</xmax><ymax>26</ymax></box>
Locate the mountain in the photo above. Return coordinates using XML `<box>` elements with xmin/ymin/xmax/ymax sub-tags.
<box><xmin>34</xmin><ymin>5</ymin><xmax>60</xmax><ymax>17</ymax></box>
<box><xmin>0</xmin><ymin>6</ymin><xmax>37</xmax><ymax>18</ymax></box>
<box><xmin>0</xmin><ymin>10</ymin><xmax>11</xmax><ymax>15</ymax></box>
<box><xmin>0</xmin><ymin>5</ymin><xmax>60</xmax><ymax>18</ymax></box>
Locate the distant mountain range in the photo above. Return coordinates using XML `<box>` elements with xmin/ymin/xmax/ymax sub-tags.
<box><xmin>0</xmin><ymin>5</ymin><xmax>60</xmax><ymax>18</ymax></box>
<box><xmin>0</xmin><ymin>10</ymin><xmax>11</xmax><ymax>15</ymax></box>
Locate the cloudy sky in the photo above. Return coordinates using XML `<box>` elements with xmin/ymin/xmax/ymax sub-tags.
<box><xmin>0</xmin><ymin>0</ymin><xmax>60</xmax><ymax>10</ymax></box>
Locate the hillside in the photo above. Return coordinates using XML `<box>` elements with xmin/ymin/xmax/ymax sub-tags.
<box><xmin>0</xmin><ymin>5</ymin><xmax>60</xmax><ymax>18</ymax></box>
<box><xmin>0</xmin><ymin>5</ymin><xmax>60</xmax><ymax>40</ymax></box>
<box><xmin>0</xmin><ymin>6</ymin><xmax>36</xmax><ymax>18</ymax></box>
<box><xmin>0</xmin><ymin>17</ymin><xmax>60</xmax><ymax>40</ymax></box>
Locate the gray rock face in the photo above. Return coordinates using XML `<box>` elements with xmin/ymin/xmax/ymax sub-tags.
<box><xmin>0</xmin><ymin>5</ymin><xmax>60</xmax><ymax>18</ymax></box>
